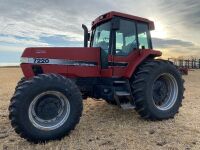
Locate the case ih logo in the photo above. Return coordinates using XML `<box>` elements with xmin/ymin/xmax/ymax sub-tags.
<box><xmin>35</xmin><ymin>50</ymin><xmax>46</xmax><ymax>54</ymax></box>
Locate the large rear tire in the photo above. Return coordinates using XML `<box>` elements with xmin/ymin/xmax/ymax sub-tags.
<box><xmin>131</xmin><ymin>59</ymin><xmax>184</xmax><ymax>120</ymax></box>
<box><xmin>9</xmin><ymin>74</ymin><xmax>83</xmax><ymax>142</ymax></box>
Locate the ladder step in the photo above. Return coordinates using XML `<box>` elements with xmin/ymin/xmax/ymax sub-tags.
<box><xmin>114</xmin><ymin>80</ymin><xmax>126</xmax><ymax>84</ymax></box>
<box><xmin>115</xmin><ymin>91</ymin><xmax>130</xmax><ymax>96</ymax></box>
<box><xmin>121</xmin><ymin>103</ymin><xmax>135</xmax><ymax>110</ymax></box>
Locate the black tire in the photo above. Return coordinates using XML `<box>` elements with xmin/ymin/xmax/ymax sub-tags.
<box><xmin>131</xmin><ymin>59</ymin><xmax>184</xmax><ymax>120</ymax></box>
<box><xmin>15</xmin><ymin>77</ymin><xmax>26</xmax><ymax>90</ymax></box>
<box><xmin>9</xmin><ymin>74</ymin><xmax>83</xmax><ymax>142</ymax></box>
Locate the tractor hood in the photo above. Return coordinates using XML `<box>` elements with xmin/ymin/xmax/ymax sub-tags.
<box><xmin>21</xmin><ymin>47</ymin><xmax>101</xmax><ymax>66</ymax></box>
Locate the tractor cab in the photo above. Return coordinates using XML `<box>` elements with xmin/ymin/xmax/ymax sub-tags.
<box><xmin>82</xmin><ymin>11</ymin><xmax>159</xmax><ymax>76</ymax></box>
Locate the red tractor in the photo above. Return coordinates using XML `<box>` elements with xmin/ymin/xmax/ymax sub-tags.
<box><xmin>9</xmin><ymin>11</ymin><xmax>184</xmax><ymax>142</ymax></box>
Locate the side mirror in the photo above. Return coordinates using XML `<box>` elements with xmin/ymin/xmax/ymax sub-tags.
<box><xmin>112</xmin><ymin>17</ymin><xmax>120</xmax><ymax>30</ymax></box>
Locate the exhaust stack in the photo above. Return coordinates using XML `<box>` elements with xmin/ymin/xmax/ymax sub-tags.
<box><xmin>82</xmin><ymin>24</ymin><xmax>89</xmax><ymax>47</ymax></box>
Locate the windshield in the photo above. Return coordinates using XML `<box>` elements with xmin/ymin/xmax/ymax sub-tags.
<box><xmin>91</xmin><ymin>21</ymin><xmax>111</xmax><ymax>53</ymax></box>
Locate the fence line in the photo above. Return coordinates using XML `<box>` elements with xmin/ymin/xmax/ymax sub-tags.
<box><xmin>168</xmin><ymin>58</ymin><xmax>200</xmax><ymax>69</ymax></box>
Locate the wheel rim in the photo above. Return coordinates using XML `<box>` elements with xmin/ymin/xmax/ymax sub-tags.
<box><xmin>28</xmin><ymin>91</ymin><xmax>70</xmax><ymax>131</ymax></box>
<box><xmin>152</xmin><ymin>73</ymin><xmax>178</xmax><ymax>111</ymax></box>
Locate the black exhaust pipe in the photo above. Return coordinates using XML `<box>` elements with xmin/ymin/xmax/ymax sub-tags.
<box><xmin>82</xmin><ymin>24</ymin><xmax>89</xmax><ymax>47</ymax></box>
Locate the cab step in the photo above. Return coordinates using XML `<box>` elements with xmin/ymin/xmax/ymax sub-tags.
<box><xmin>115</xmin><ymin>91</ymin><xmax>130</xmax><ymax>96</ymax></box>
<box><xmin>113</xmin><ymin>80</ymin><xmax>127</xmax><ymax>84</ymax></box>
<box><xmin>114</xmin><ymin>90</ymin><xmax>135</xmax><ymax>109</ymax></box>
<box><xmin>121</xmin><ymin>103</ymin><xmax>136</xmax><ymax>110</ymax></box>
<box><xmin>113</xmin><ymin>79</ymin><xmax>135</xmax><ymax>109</ymax></box>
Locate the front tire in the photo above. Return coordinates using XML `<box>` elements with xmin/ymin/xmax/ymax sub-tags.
<box><xmin>131</xmin><ymin>59</ymin><xmax>184</xmax><ymax>120</ymax></box>
<box><xmin>15</xmin><ymin>77</ymin><xmax>26</xmax><ymax>90</ymax></box>
<box><xmin>9</xmin><ymin>74</ymin><xmax>83</xmax><ymax>142</ymax></box>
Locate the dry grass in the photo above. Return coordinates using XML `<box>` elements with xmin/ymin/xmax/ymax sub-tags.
<box><xmin>0</xmin><ymin>68</ymin><xmax>200</xmax><ymax>150</ymax></box>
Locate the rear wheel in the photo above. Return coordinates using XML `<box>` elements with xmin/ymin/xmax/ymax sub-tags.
<box><xmin>9</xmin><ymin>74</ymin><xmax>83</xmax><ymax>142</ymax></box>
<box><xmin>131</xmin><ymin>59</ymin><xmax>184</xmax><ymax>120</ymax></box>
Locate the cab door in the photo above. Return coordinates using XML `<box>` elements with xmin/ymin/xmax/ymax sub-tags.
<box><xmin>112</xmin><ymin>19</ymin><xmax>152</xmax><ymax>77</ymax></box>
<box><xmin>112</xmin><ymin>19</ymin><xmax>138</xmax><ymax>77</ymax></box>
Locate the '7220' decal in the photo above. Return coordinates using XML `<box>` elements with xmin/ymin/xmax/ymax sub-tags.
<box><xmin>33</xmin><ymin>58</ymin><xmax>50</xmax><ymax>64</ymax></box>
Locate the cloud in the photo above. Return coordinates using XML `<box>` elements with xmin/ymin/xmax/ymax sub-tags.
<box><xmin>0</xmin><ymin>0</ymin><xmax>199</xmax><ymax>62</ymax></box>
<box><xmin>39</xmin><ymin>35</ymin><xmax>82</xmax><ymax>47</ymax></box>
<box><xmin>0</xmin><ymin>34</ymin><xmax>49</xmax><ymax>47</ymax></box>
<box><xmin>154</xmin><ymin>0</ymin><xmax>200</xmax><ymax>43</ymax></box>
<box><xmin>158</xmin><ymin>0</ymin><xmax>200</xmax><ymax>27</ymax></box>
<box><xmin>152</xmin><ymin>38</ymin><xmax>194</xmax><ymax>48</ymax></box>
<box><xmin>0</xmin><ymin>0</ymin><xmax>199</xmax><ymax>42</ymax></box>
<box><xmin>0</xmin><ymin>34</ymin><xmax>83</xmax><ymax>52</ymax></box>
<box><xmin>152</xmin><ymin>37</ymin><xmax>200</xmax><ymax>58</ymax></box>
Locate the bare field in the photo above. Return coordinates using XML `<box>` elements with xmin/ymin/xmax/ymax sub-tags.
<box><xmin>0</xmin><ymin>68</ymin><xmax>200</xmax><ymax>150</ymax></box>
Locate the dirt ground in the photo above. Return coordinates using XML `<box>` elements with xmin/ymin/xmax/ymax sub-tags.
<box><xmin>0</xmin><ymin>68</ymin><xmax>200</xmax><ymax>150</ymax></box>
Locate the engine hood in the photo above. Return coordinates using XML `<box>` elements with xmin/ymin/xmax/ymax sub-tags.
<box><xmin>21</xmin><ymin>47</ymin><xmax>100</xmax><ymax>61</ymax></box>
<box><xmin>20</xmin><ymin>47</ymin><xmax>102</xmax><ymax>78</ymax></box>
<box><xmin>21</xmin><ymin>47</ymin><xmax>101</xmax><ymax>67</ymax></box>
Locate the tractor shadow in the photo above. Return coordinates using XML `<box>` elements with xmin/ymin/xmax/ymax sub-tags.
<box><xmin>80</xmin><ymin>99</ymin><xmax>149</xmax><ymax>131</ymax></box>
<box><xmin>74</xmin><ymin>99</ymin><xmax>192</xmax><ymax>149</ymax></box>
<box><xmin>83</xmin><ymin>99</ymin><xmax>139</xmax><ymax>121</ymax></box>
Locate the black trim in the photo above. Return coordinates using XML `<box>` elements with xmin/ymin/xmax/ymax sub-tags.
<box><xmin>32</xmin><ymin>65</ymin><xmax>43</xmax><ymax>75</ymax></box>
<box><xmin>74</xmin><ymin>77</ymin><xmax>129</xmax><ymax>101</ymax></box>
<box><xmin>26</xmin><ymin>57</ymin><xmax>98</xmax><ymax>67</ymax></box>
<box><xmin>148</xmin><ymin>25</ymin><xmax>153</xmax><ymax>49</ymax></box>
<box><xmin>108</xmin><ymin>61</ymin><xmax>128</xmax><ymax>67</ymax></box>
<box><xmin>135</xmin><ymin>21</ymin><xmax>139</xmax><ymax>49</ymax></box>
<box><xmin>109</xmin><ymin>21</ymin><xmax>114</xmax><ymax>55</ymax></box>
<box><xmin>67</xmin><ymin>60</ymin><xmax>98</xmax><ymax>66</ymax></box>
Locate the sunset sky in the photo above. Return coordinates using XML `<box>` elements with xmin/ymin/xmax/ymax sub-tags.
<box><xmin>0</xmin><ymin>0</ymin><xmax>200</xmax><ymax>64</ymax></box>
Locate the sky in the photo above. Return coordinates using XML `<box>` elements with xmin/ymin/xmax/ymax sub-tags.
<box><xmin>0</xmin><ymin>0</ymin><xmax>200</xmax><ymax>64</ymax></box>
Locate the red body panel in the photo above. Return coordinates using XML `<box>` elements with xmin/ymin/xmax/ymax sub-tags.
<box><xmin>112</xmin><ymin>49</ymin><xmax>161</xmax><ymax>78</ymax></box>
<box><xmin>21</xmin><ymin>47</ymin><xmax>161</xmax><ymax>79</ymax></box>
<box><xmin>21</xmin><ymin>47</ymin><xmax>101</xmax><ymax>78</ymax></box>
<box><xmin>22</xmin><ymin>47</ymin><xmax>100</xmax><ymax>61</ymax></box>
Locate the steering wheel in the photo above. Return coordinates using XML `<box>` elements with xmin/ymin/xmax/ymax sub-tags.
<box><xmin>103</xmin><ymin>37</ymin><xmax>109</xmax><ymax>42</ymax></box>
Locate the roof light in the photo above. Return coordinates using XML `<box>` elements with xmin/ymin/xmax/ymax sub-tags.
<box><xmin>99</xmin><ymin>15</ymin><xmax>104</xmax><ymax>20</ymax></box>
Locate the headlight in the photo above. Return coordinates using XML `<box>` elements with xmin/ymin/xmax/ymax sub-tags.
<box><xmin>20</xmin><ymin>57</ymin><xmax>29</xmax><ymax>63</ymax></box>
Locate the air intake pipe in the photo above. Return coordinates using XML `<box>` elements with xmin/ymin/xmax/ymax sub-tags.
<box><xmin>82</xmin><ymin>24</ymin><xmax>89</xmax><ymax>47</ymax></box>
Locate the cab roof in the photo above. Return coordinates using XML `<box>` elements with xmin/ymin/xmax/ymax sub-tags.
<box><xmin>92</xmin><ymin>11</ymin><xmax>155</xmax><ymax>30</ymax></box>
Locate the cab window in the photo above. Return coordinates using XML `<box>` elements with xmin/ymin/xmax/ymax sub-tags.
<box><xmin>115</xmin><ymin>19</ymin><xmax>137</xmax><ymax>56</ymax></box>
<box><xmin>137</xmin><ymin>23</ymin><xmax>151</xmax><ymax>49</ymax></box>
<box><xmin>92</xmin><ymin>22</ymin><xmax>111</xmax><ymax>53</ymax></box>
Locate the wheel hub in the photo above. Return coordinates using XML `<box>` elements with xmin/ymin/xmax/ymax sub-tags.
<box><xmin>152</xmin><ymin>73</ymin><xmax>178</xmax><ymax>110</ymax></box>
<box><xmin>35</xmin><ymin>96</ymin><xmax>62</xmax><ymax>120</ymax></box>
<box><xmin>28</xmin><ymin>91</ymin><xmax>70</xmax><ymax>131</ymax></box>
<box><xmin>153</xmin><ymin>79</ymin><xmax>168</xmax><ymax>106</ymax></box>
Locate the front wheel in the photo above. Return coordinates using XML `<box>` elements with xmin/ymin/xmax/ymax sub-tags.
<box><xmin>9</xmin><ymin>74</ymin><xmax>83</xmax><ymax>142</ymax></box>
<box><xmin>131</xmin><ymin>59</ymin><xmax>184</xmax><ymax>120</ymax></box>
